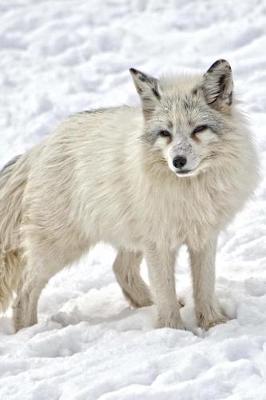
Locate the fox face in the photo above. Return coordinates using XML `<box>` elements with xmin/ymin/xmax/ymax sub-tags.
<box><xmin>130</xmin><ymin>60</ymin><xmax>234</xmax><ymax>177</ymax></box>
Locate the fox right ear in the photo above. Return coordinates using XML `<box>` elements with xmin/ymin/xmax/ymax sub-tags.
<box><xmin>129</xmin><ymin>68</ymin><xmax>161</xmax><ymax>119</ymax></box>
<box><xmin>202</xmin><ymin>59</ymin><xmax>233</xmax><ymax>112</ymax></box>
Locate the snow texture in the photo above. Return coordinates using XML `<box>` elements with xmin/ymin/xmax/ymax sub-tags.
<box><xmin>1</xmin><ymin>0</ymin><xmax>266</xmax><ymax>399</ymax></box>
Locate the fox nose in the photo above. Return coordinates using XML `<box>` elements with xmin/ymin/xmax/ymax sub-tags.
<box><xmin>173</xmin><ymin>156</ymin><xmax>187</xmax><ymax>169</ymax></box>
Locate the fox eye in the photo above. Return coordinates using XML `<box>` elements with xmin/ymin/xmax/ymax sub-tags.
<box><xmin>192</xmin><ymin>125</ymin><xmax>208</xmax><ymax>135</ymax></box>
<box><xmin>158</xmin><ymin>130</ymin><xmax>171</xmax><ymax>138</ymax></box>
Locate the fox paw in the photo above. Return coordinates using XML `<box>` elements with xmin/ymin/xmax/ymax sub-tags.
<box><xmin>156</xmin><ymin>311</ymin><xmax>185</xmax><ymax>330</ymax></box>
<box><xmin>197</xmin><ymin>305</ymin><xmax>229</xmax><ymax>330</ymax></box>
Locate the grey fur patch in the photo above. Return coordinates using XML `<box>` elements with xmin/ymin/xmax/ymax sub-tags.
<box><xmin>228</xmin><ymin>91</ymin><xmax>233</xmax><ymax>105</ymax></box>
<box><xmin>207</xmin><ymin>59</ymin><xmax>230</xmax><ymax>73</ymax></box>
<box><xmin>80</xmin><ymin>107</ymin><xmax>116</xmax><ymax>114</ymax></box>
<box><xmin>1</xmin><ymin>155</ymin><xmax>21</xmax><ymax>174</ymax></box>
<box><xmin>152</xmin><ymin>87</ymin><xmax>160</xmax><ymax>100</ymax></box>
<box><xmin>203</xmin><ymin>60</ymin><xmax>233</xmax><ymax>107</ymax></box>
<box><xmin>141</xmin><ymin>124</ymin><xmax>174</xmax><ymax>145</ymax></box>
<box><xmin>141</xmin><ymin>130</ymin><xmax>158</xmax><ymax>145</ymax></box>
<box><xmin>130</xmin><ymin>69</ymin><xmax>155</xmax><ymax>86</ymax></box>
<box><xmin>183</xmin><ymin>98</ymin><xmax>193</xmax><ymax>111</ymax></box>
<box><xmin>218</xmin><ymin>74</ymin><xmax>226</xmax><ymax>91</ymax></box>
<box><xmin>168</xmin><ymin>121</ymin><xmax>173</xmax><ymax>129</ymax></box>
<box><xmin>130</xmin><ymin>68</ymin><xmax>161</xmax><ymax>103</ymax></box>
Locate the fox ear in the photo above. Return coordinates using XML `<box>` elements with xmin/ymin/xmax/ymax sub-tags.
<box><xmin>202</xmin><ymin>59</ymin><xmax>233</xmax><ymax>112</ymax></box>
<box><xmin>129</xmin><ymin>68</ymin><xmax>161</xmax><ymax>119</ymax></box>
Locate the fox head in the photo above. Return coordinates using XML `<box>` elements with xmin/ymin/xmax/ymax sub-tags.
<box><xmin>130</xmin><ymin>60</ymin><xmax>235</xmax><ymax>177</ymax></box>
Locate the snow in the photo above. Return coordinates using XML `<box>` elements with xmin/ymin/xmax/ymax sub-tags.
<box><xmin>1</xmin><ymin>0</ymin><xmax>266</xmax><ymax>399</ymax></box>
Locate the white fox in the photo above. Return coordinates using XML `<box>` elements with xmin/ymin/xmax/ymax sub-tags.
<box><xmin>0</xmin><ymin>60</ymin><xmax>258</xmax><ymax>331</ymax></box>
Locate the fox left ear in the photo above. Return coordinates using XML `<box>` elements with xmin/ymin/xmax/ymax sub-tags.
<box><xmin>129</xmin><ymin>68</ymin><xmax>161</xmax><ymax>119</ymax></box>
<box><xmin>202</xmin><ymin>59</ymin><xmax>233</xmax><ymax>111</ymax></box>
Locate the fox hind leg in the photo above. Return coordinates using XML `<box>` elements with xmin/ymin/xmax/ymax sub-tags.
<box><xmin>13</xmin><ymin>276</ymin><xmax>43</xmax><ymax>331</ymax></box>
<box><xmin>113</xmin><ymin>249</ymin><xmax>153</xmax><ymax>308</ymax></box>
<box><xmin>12</xmin><ymin>239</ymin><xmax>68</xmax><ymax>331</ymax></box>
<box><xmin>13</xmin><ymin>262</ymin><xmax>58</xmax><ymax>332</ymax></box>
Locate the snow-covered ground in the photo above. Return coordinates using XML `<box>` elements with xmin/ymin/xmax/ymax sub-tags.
<box><xmin>1</xmin><ymin>0</ymin><xmax>266</xmax><ymax>399</ymax></box>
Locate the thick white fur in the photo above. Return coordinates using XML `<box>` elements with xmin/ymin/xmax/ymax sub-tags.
<box><xmin>0</xmin><ymin>65</ymin><xmax>258</xmax><ymax>331</ymax></box>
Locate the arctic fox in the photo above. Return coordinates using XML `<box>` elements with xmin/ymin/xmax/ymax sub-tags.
<box><xmin>0</xmin><ymin>60</ymin><xmax>258</xmax><ymax>331</ymax></box>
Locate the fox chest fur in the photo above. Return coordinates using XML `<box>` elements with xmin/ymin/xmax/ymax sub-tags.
<box><xmin>74</xmin><ymin>151</ymin><xmax>251</xmax><ymax>253</ymax></box>
<box><xmin>124</xmin><ymin>167</ymin><xmax>246</xmax><ymax>251</ymax></box>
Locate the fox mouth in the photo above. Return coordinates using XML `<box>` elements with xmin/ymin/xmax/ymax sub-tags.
<box><xmin>175</xmin><ymin>169</ymin><xmax>197</xmax><ymax>177</ymax></box>
<box><xmin>175</xmin><ymin>161</ymin><xmax>206</xmax><ymax>177</ymax></box>
<box><xmin>176</xmin><ymin>169</ymin><xmax>191</xmax><ymax>175</ymax></box>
